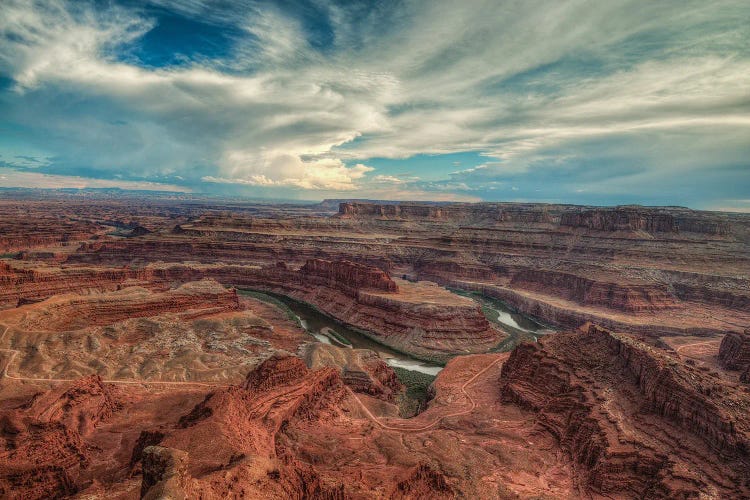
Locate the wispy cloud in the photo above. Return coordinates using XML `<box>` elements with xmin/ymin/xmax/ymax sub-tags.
<box><xmin>0</xmin><ymin>0</ymin><xmax>748</xmax><ymax>206</ymax></box>
<box><xmin>0</xmin><ymin>167</ymin><xmax>188</xmax><ymax>191</ymax></box>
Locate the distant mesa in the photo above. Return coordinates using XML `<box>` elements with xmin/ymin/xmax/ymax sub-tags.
<box><xmin>337</xmin><ymin>201</ymin><xmax>733</xmax><ymax>235</ymax></box>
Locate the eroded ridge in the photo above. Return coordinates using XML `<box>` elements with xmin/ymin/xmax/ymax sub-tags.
<box><xmin>500</xmin><ymin>323</ymin><xmax>750</xmax><ymax>498</ymax></box>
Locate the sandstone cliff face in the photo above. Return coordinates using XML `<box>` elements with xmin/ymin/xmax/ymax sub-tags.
<box><xmin>560</xmin><ymin>207</ymin><xmax>677</xmax><ymax>232</ymax></box>
<box><xmin>673</xmin><ymin>282</ymin><xmax>750</xmax><ymax>310</ymax></box>
<box><xmin>300</xmin><ymin>258</ymin><xmax>398</xmax><ymax>293</ymax></box>
<box><xmin>674</xmin><ymin>215</ymin><xmax>731</xmax><ymax>235</ymax></box>
<box><xmin>0</xmin><ymin>261</ymin><xmax>210</xmax><ymax>308</ymax></box>
<box><xmin>338</xmin><ymin>201</ymin><xmax>555</xmax><ymax>225</ymax></box>
<box><xmin>559</xmin><ymin>208</ymin><xmax>730</xmax><ymax>235</ymax></box>
<box><xmin>719</xmin><ymin>330</ymin><xmax>750</xmax><ymax>372</ymax></box>
<box><xmin>0</xmin><ymin>376</ymin><xmax>122</xmax><ymax>499</ymax></box>
<box><xmin>510</xmin><ymin>268</ymin><xmax>678</xmax><ymax>312</ymax></box>
<box><xmin>500</xmin><ymin>324</ymin><xmax>750</xmax><ymax>498</ymax></box>
<box><xmin>339</xmin><ymin>202</ymin><xmax>732</xmax><ymax>235</ymax></box>
<box><xmin>339</xmin><ymin>202</ymin><xmax>447</xmax><ymax>219</ymax></box>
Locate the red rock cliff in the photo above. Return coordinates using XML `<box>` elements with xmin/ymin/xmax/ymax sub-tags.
<box><xmin>500</xmin><ymin>324</ymin><xmax>750</xmax><ymax>498</ymax></box>
<box><xmin>0</xmin><ymin>376</ymin><xmax>122</xmax><ymax>499</ymax></box>
<box><xmin>510</xmin><ymin>268</ymin><xmax>678</xmax><ymax>312</ymax></box>
<box><xmin>300</xmin><ymin>258</ymin><xmax>398</xmax><ymax>293</ymax></box>
<box><xmin>559</xmin><ymin>207</ymin><xmax>730</xmax><ymax>235</ymax></box>
<box><xmin>560</xmin><ymin>208</ymin><xmax>676</xmax><ymax>232</ymax></box>
<box><xmin>718</xmin><ymin>329</ymin><xmax>750</xmax><ymax>371</ymax></box>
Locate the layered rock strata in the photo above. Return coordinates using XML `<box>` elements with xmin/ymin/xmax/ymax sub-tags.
<box><xmin>0</xmin><ymin>376</ymin><xmax>122</xmax><ymax>499</ymax></box>
<box><xmin>719</xmin><ymin>329</ymin><xmax>750</xmax><ymax>372</ymax></box>
<box><xmin>43</xmin><ymin>199</ymin><xmax>749</xmax><ymax>340</ymax></box>
<box><xmin>0</xmin><ymin>259</ymin><xmax>501</xmax><ymax>361</ymax></box>
<box><xmin>252</xmin><ymin>259</ymin><xmax>503</xmax><ymax>362</ymax></box>
<box><xmin>138</xmin><ymin>354</ymin><xmax>352</xmax><ymax>498</ymax></box>
<box><xmin>15</xmin><ymin>279</ymin><xmax>239</xmax><ymax>332</ymax></box>
<box><xmin>500</xmin><ymin>324</ymin><xmax>750</xmax><ymax>497</ymax></box>
<box><xmin>302</xmin><ymin>343</ymin><xmax>403</xmax><ymax>402</ymax></box>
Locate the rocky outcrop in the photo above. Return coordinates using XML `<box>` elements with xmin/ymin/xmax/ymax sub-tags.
<box><xmin>719</xmin><ymin>329</ymin><xmax>750</xmax><ymax>371</ymax></box>
<box><xmin>0</xmin><ymin>376</ymin><xmax>122</xmax><ymax>499</ymax></box>
<box><xmin>390</xmin><ymin>463</ymin><xmax>455</xmax><ymax>499</ymax></box>
<box><xmin>302</xmin><ymin>343</ymin><xmax>403</xmax><ymax>402</ymax></box>
<box><xmin>149</xmin><ymin>354</ymin><xmax>350</xmax><ymax>497</ymax></box>
<box><xmin>241</xmin><ymin>352</ymin><xmax>311</xmax><ymax>393</ymax></box>
<box><xmin>500</xmin><ymin>324</ymin><xmax>750</xmax><ymax>498</ymax></box>
<box><xmin>140</xmin><ymin>446</ymin><xmax>190</xmax><ymax>500</ymax></box>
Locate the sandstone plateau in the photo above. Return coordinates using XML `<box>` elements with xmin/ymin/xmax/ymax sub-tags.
<box><xmin>0</xmin><ymin>192</ymin><xmax>748</xmax><ymax>499</ymax></box>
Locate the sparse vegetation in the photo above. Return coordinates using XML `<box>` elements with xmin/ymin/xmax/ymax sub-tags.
<box><xmin>393</xmin><ymin>367</ymin><xmax>436</xmax><ymax>417</ymax></box>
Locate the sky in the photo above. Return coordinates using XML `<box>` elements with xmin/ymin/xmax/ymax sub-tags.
<box><xmin>0</xmin><ymin>0</ymin><xmax>749</xmax><ymax>210</ymax></box>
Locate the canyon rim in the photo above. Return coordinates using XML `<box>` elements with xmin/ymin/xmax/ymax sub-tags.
<box><xmin>1</xmin><ymin>0</ymin><xmax>749</xmax><ymax>498</ymax></box>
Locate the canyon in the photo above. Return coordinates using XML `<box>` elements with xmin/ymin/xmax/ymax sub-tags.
<box><xmin>0</xmin><ymin>192</ymin><xmax>748</xmax><ymax>498</ymax></box>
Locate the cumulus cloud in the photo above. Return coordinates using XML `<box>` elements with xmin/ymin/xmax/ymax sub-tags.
<box><xmin>203</xmin><ymin>159</ymin><xmax>372</xmax><ymax>190</ymax></box>
<box><xmin>0</xmin><ymin>0</ymin><xmax>748</xmax><ymax>205</ymax></box>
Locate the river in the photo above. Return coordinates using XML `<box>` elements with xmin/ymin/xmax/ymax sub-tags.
<box><xmin>240</xmin><ymin>288</ymin><xmax>551</xmax><ymax>376</ymax></box>
<box><xmin>448</xmin><ymin>287</ymin><xmax>553</xmax><ymax>351</ymax></box>
<box><xmin>241</xmin><ymin>290</ymin><xmax>443</xmax><ymax>376</ymax></box>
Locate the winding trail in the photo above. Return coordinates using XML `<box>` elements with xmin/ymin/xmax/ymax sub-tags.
<box><xmin>0</xmin><ymin>323</ymin><xmax>228</xmax><ymax>388</ymax></box>
<box><xmin>673</xmin><ymin>339</ymin><xmax>722</xmax><ymax>366</ymax></box>
<box><xmin>674</xmin><ymin>340</ymin><xmax>719</xmax><ymax>354</ymax></box>
<box><xmin>348</xmin><ymin>355</ymin><xmax>503</xmax><ymax>433</ymax></box>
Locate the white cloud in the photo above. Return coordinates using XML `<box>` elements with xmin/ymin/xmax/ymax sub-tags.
<box><xmin>203</xmin><ymin>159</ymin><xmax>373</xmax><ymax>190</ymax></box>
<box><xmin>0</xmin><ymin>167</ymin><xmax>188</xmax><ymax>191</ymax></box>
<box><xmin>371</xmin><ymin>175</ymin><xmax>407</xmax><ymax>184</ymax></box>
<box><xmin>0</xmin><ymin>0</ymin><xmax>748</xmax><ymax>204</ymax></box>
